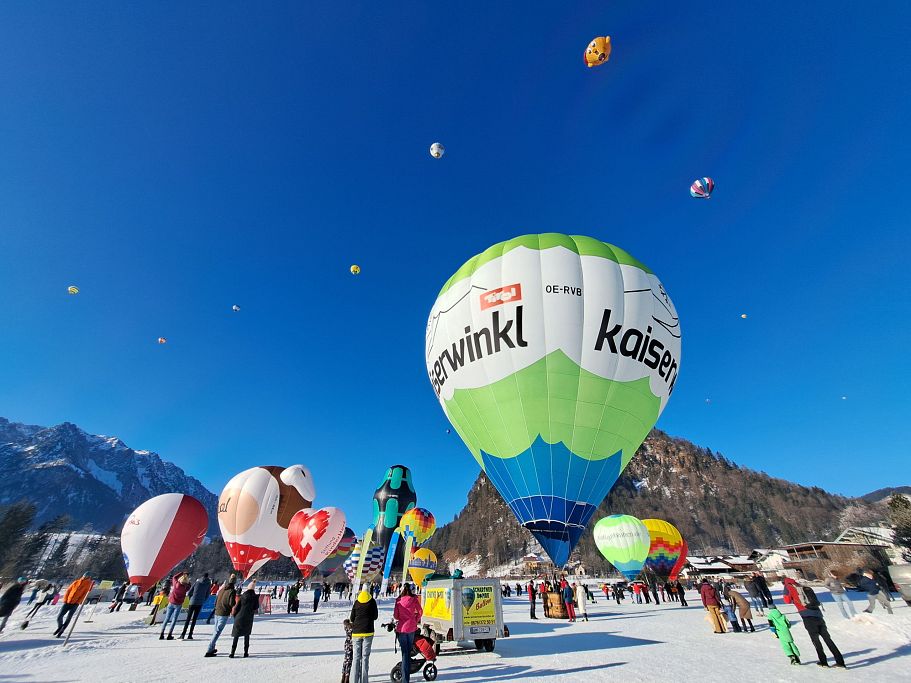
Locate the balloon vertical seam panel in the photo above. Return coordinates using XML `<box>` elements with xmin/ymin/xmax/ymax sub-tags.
<box><xmin>426</xmin><ymin>234</ymin><xmax>679</xmax><ymax>565</ymax></box>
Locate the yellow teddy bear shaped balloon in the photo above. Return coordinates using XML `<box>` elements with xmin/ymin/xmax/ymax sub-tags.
<box><xmin>584</xmin><ymin>36</ymin><xmax>612</xmax><ymax>68</ymax></box>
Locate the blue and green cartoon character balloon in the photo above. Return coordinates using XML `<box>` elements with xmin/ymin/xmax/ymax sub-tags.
<box><xmin>425</xmin><ymin>234</ymin><xmax>681</xmax><ymax>567</ymax></box>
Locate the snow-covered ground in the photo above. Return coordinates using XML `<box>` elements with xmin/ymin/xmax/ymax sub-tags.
<box><xmin>1</xmin><ymin>587</ymin><xmax>909</xmax><ymax>682</ymax></box>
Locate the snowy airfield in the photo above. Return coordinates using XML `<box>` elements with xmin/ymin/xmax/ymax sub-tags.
<box><xmin>0</xmin><ymin>586</ymin><xmax>909</xmax><ymax>682</ymax></box>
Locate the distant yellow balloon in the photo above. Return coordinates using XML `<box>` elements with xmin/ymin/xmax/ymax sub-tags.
<box><xmin>67</xmin><ymin>286</ymin><xmax>79</xmax><ymax>295</ymax></box>
<box><xmin>584</xmin><ymin>36</ymin><xmax>611</xmax><ymax>68</ymax></box>
<box><xmin>350</xmin><ymin>265</ymin><xmax>361</xmax><ymax>275</ymax></box>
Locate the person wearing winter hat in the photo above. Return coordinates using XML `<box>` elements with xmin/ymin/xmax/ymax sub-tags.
<box><xmin>0</xmin><ymin>577</ymin><xmax>28</xmax><ymax>632</ymax></box>
<box><xmin>348</xmin><ymin>590</ymin><xmax>378</xmax><ymax>683</ymax></box>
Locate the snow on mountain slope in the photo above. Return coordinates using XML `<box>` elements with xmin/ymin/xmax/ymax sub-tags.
<box><xmin>0</xmin><ymin>417</ymin><xmax>218</xmax><ymax>532</ymax></box>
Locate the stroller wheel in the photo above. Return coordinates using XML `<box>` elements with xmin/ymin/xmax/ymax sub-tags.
<box><xmin>390</xmin><ymin>663</ymin><xmax>403</xmax><ymax>682</ymax></box>
<box><xmin>423</xmin><ymin>663</ymin><xmax>438</xmax><ymax>681</ymax></box>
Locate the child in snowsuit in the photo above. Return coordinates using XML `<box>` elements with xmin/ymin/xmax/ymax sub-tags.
<box><xmin>341</xmin><ymin>618</ymin><xmax>353</xmax><ymax>683</ymax></box>
<box><xmin>723</xmin><ymin>601</ymin><xmax>742</xmax><ymax>632</ymax></box>
<box><xmin>767</xmin><ymin>608</ymin><xmax>800</xmax><ymax>665</ymax></box>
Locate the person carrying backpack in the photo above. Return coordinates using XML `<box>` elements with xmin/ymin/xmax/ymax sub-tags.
<box><xmin>782</xmin><ymin>572</ymin><xmax>846</xmax><ymax>669</ymax></box>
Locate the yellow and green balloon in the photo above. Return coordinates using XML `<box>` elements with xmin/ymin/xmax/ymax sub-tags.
<box><xmin>593</xmin><ymin>514</ymin><xmax>651</xmax><ymax>581</ymax></box>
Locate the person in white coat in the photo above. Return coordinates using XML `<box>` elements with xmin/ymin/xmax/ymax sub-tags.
<box><xmin>574</xmin><ymin>583</ymin><xmax>589</xmax><ymax>622</ymax></box>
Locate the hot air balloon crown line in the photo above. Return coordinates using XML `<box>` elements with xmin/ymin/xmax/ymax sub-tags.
<box><xmin>425</xmin><ymin>233</ymin><xmax>681</xmax><ymax>567</ymax></box>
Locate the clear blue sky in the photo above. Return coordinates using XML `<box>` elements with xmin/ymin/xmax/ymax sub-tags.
<box><xmin>1</xmin><ymin>3</ymin><xmax>908</xmax><ymax>533</ymax></box>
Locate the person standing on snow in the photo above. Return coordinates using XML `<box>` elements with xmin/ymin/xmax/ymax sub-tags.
<box><xmin>561</xmin><ymin>582</ymin><xmax>577</xmax><ymax>622</ymax></box>
<box><xmin>727</xmin><ymin>589</ymin><xmax>755</xmax><ymax>632</ymax></box>
<box><xmin>53</xmin><ymin>574</ymin><xmax>93</xmax><ymax>637</ymax></box>
<box><xmin>752</xmin><ymin>572</ymin><xmax>773</xmax><ymax>606</ymax></box>
<box><xmin>23</xmin><ymin>583</ymin><xmax>55</xmax><ymax>623</ymax></box>
<box><xmin>204</xmin><ymin>576</ymin><xmax>237</xmax><ymax>657</ymax></box>
<box><xmin>109</xmin><ymin>581</ymin><xmax>128</xmax><ymax>612</ymax></box>
<box><xmin>858</xmin><ymin>570</ymin><xmax>893</xmax><ymax>614</ymax></box>
<box><xmin>159</xmin><ymin>572</ymin><xmax>191</xmax><ymax>640</ymax></box>
<box><xmin>349</xmin><ymin>590</ymin><xmax>378</xmax><ymax>683</ymax></box>
<box><xmin>744</xmin><ymin>577</ymin><xmax>764</xmax><ymax>614</ymax></box>
<box><xmin>699</xmin><ymin>578</ymin><xmax>725</xmax><ymax>633</ymax></box>
<box><xmin>313</xmin><ymin>582</ymin><xmax>323</xmax><ymax>612</ymax></box>
<box><xmin>673</xmin><ymin>580</ymin><xmax>688</xmax><ymax>607</ymax></box>
<box><xmin>526</xmin><ymin>580</ymin><xmax>537</xmax><ymax>619</ymax></box>
<box><xmin>181</xmin><ymin>572</ymin><xmax>212</xmax><ymax>640</ymax></box>
<box><xmin>767</xmin><ymin>607</ymin><xmax>801</xmax><ymax>665</ymax></box>
<box><xmin>824</xmin><ymin>570</ymin><xmax>856</xmax><ymax>619</ymax></box>
<box><xmin>574</xmin><ymin>583</ymin><xmax>589</xmax><ymax>622</ymax></box>
<box><xmin>229</xmin><ymin>579</ymin><xmax>258</xmax><ymax>658</ymax></box>
<box><xmin>782</xmin><ymin>573</ymin><xmax>846</xmax><ymax>668</ymax></box>
<box><xmin>0</xmin><ymin>577</ymin><xmax>28</xmax><ymax>632</ymax></box>
<box><xmin>393</xmin><ymin>584</ymin><xmax>423</xmax><ymax>683</ymax></box>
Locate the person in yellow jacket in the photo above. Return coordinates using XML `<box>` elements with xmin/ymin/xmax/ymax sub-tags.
<box><xmin>348</xmin><ymin>591</ymin><xmax>378</xmax><ymax>683</ymax></box>
<box><xmin>53</xmin><ymin>574</ymin><xmax>93</xmax><ymax>637</ymax></box>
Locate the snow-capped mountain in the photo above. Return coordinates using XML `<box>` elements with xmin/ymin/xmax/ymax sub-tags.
<box><xmin>0</xmin><ymin>417</ymin><xmax>218</xmax><ymax>532</ymax></box>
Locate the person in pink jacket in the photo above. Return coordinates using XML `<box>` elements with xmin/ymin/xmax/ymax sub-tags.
<box><xmin>393</xmin><ymin>584</ymin><xmax>423</xmax><ymax>683</ymax></box>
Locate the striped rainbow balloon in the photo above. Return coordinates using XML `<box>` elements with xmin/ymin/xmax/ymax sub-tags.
<box><xmin>642</xmin><ymin>518</ymin><xmax>683</xmax><ymax>580</ymax></box>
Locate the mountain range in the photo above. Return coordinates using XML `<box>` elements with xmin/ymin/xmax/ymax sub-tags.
<box><xmin>0</xmin><ymin>417</ymin><xmax>218</xmax><ymax>532</ymax></box>
<box><xmin>428</xmin><ymin>430</ymin><xmax>897</xmax><ymax>573</ymax></box>
<box><xmin>1</xmin><ymin>417</ymin><xmax>902</xmax><ymax>572</ymax></box>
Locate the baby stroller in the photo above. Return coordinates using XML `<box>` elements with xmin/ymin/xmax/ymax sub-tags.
<box><xmin>388</xmin><ymin>626</ymin><xmax>438</xmax><ymax>682</ymax></box>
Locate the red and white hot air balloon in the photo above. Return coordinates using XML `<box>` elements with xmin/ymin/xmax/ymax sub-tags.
<box><xmin>287</xmin><ymin>507</ymin><xmax>347</xmax><ymax>578</ymax></box>
<box><xmin>217</xmin><ymin>465</ymin><xmax>315</xmax><ymax>577</ymax></box>
<box><xmin>120</xmin><ymin>494</ymin><xmax>208</xmax><ymax>592</ymax></box>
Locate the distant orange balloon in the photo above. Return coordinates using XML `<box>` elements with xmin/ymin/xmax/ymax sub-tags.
<box><xmin>584</xmin><ymin>36</ymin><xmax>611</xmax><ymax>68</ymax></box>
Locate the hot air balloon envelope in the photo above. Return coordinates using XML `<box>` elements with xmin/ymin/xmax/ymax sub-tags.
<box><xmin>288</xmin><ymin>507</ymin><xmax>347</xmax><ymax>578</ymax></box>
<box><xmin>584</xmin><ymin>36</ymin><xmax>611</xmax><ymax>67</ymax></box>
<box><xmin>593</xmin><ymin>514</ymin><xmax>650</xmax><ymax>581</ymax></box>
<box><xmin>218</xmin><ymin>465</ymin><xmax>315</xmax><ymax>577</ymax></box>
<box><xmin>399</xmin><ymin>508</ymin><xmax>436</xmax><ymax>547</ymax></box>
<box><xmin>669</xmin><ymin>539</ymin><xmax>689</xmax><ymax>581</ymax></box>
<box><xmin>642</xmin><ymin>518</ymin><xmax>684</xmax><ymax>581</ymax></box>
<box><xmin>67</xmin><ymin>286</ymin><xmax>79</xmax><ymax>295</ymax></box>
<box><xmin>372</xmin><ymin>465</ymin><xmax>417</xmax><ymax>553</ymax></box>
<box><xmin>429</xmin><ymin>143</ymin><xmax>444</xmax><ymax>158</ymax></box>
<box><xmin>316</xmin><ymin>527</ymin><xmax>357</xmax><ymax>578</ymax></box>
<box><xmin>408</xmin><ymin>547</ymin><xmax>438</xmax><ymax>585</ymax></box>
<box><xmin>121</xmin><ymin>494</ymin><xmax>208</xmax><ymax>592</ymax></box>
<box><xmin>426</xmin><ymin>234</ymin><xmax>681</xmax><ymax>566</ymax></box>
<box><xmin>690</xmin><ymin>177</ymin><xmax>714</xmax><ymax>199</ymax></box>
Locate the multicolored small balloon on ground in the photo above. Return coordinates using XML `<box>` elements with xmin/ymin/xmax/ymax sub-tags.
<box><xmin>429</xmin><ymin>142</ymin><xmax>444</xmax><ymax>159</ymax></box>
<box><xmin>584</xmin><ymin>36</ymin><xmax>611</xmax><ymax>68</ymax></box>
<box><xmin>350</xmin><ymin>265</ymin><xmax>361</xmax><ymax>275</ymax></box>
<box><xmin>67</xmin><ymin>285</ymin><xmax>79</xmax><ymax>295</ymax></box>
<box><xmin>690</xmin><ymin>177</ymin><xmax>714</xmax><ymax>199</ymax></box>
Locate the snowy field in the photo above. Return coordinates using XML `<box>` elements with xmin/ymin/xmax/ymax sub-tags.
<box><xmin>1</xmin><ymin>586</ymin><xmax>909</xmax><ymax>682</ymax></box>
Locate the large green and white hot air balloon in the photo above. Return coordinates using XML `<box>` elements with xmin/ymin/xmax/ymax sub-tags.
<box><xmin>425</xmin><ymin>234</ymin><xmax>680</xmax><ymax>566</ymax></box>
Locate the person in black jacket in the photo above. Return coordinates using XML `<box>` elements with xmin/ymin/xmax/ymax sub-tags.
<box><xmin>181</xmin><ymin>573</ymin><xmax>212</xmax><ymax>640</ymax></box>
<box><xmin>230</xmin><ymin>580</ymin><xmax>258</xmax><ymax>658</ymax></box>
<box><xmin>752</xmin><ymin>572</ymin><xmax>773</xmax><ymax>606</ymax></box>
<box><xmin>348</xmin><ymin>590</ymin><xmax>379</xmax><ymax>683</ymax></box>
<box><xmin>0</xmin><ymin>577</ymin><xmax>28</xmax><ymax>633</ymax></box>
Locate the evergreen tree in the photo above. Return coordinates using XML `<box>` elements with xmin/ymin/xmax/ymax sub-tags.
<box><xmin>0</xmin><ymin>500</ymin><xmax>37</xmax><ymax>575</ymax></box>
<box><xmin>888</xmin><ymin>494</ymin><xmax>911</xmax><ymax>562</ymax></box>
<box><xmin>17</xmin><ymin>515</ymin><xmax>71</xmax><ymax>576</ymax></box>
<box><xmin>43</xmin><ymin>535</ymin><xmax>71</xmax><ymax>580</ymax></box>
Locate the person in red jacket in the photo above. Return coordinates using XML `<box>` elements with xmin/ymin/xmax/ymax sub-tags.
<box><xmin>526</xmin><ymin>581</ymin><xmax>537</xmax><ymax>620</ymax></box>
<box><xmin>699</xmin><ymin>579</ymin><xmax>725</xmax><ymax>633</ymax></box>
<box><xmin>159</xmin><ymin>572</ymin><xmax>191</xmax><ymax>640</ymax></box>
<box><xmin>783</xmin><ymin>573</ymin><xmax>846</xmax><ymax>668</ymax></box>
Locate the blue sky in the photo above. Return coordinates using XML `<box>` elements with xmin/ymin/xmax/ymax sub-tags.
<box><xmin>1</xmin><ymin>3</ymin><xmax>908</xmax><ymax>533</ymax></box>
